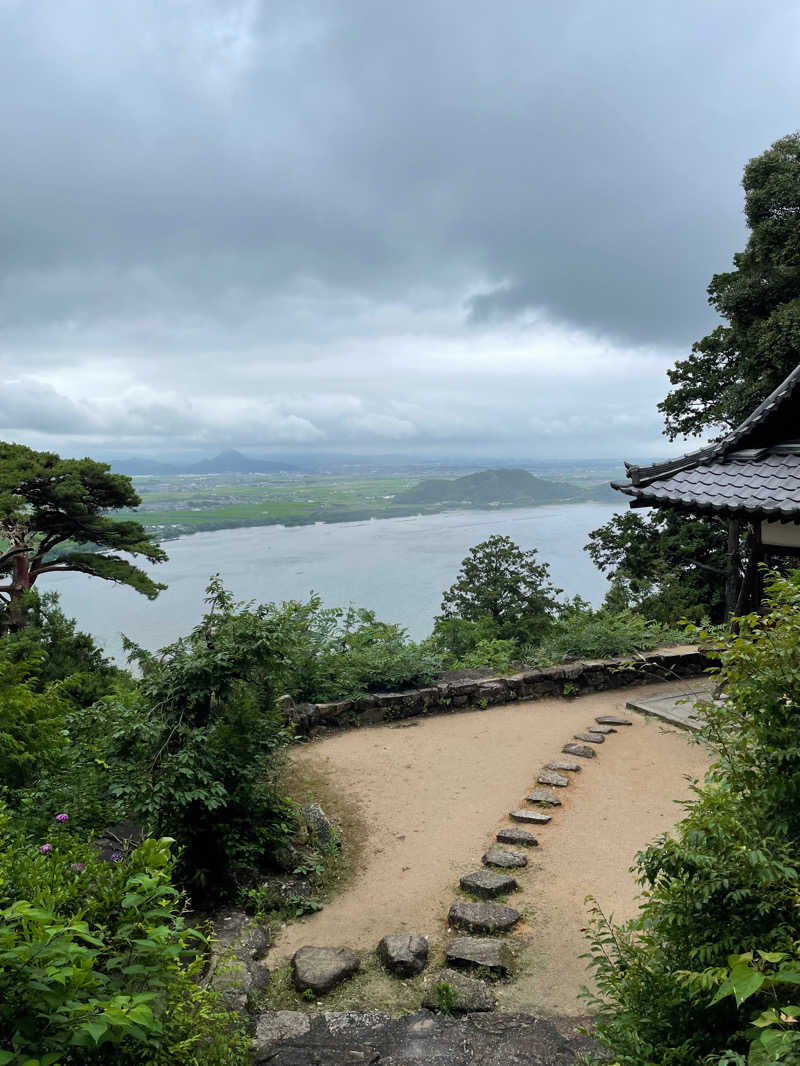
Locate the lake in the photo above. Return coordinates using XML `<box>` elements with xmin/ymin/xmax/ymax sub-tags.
<box><xmin>48</xmin><ymin>502</ymin><xmax>622</xmax><ymax>662</ymax></box>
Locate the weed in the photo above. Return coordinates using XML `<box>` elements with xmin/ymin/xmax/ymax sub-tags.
<box><xmin>434</xmin><ymin>981</ymin><xmax>460</xmax><ymax>1015</ymax></box>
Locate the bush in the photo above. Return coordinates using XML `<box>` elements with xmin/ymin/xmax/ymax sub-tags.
<box><xmin>0</xmin><ymin>806</ymin><xmax>248</xmax><ymax>1065</ymax></box>
<box><xmin>0</xmin><ymin>651</ymin><xmax>70</xmax><ymax>791</ymax></box>
<box><xmin>583</xmin><ymin>572</ymin><xmax>800</xmax><ymax>1065</ymax></box>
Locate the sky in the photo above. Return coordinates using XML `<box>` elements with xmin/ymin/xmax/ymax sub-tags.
<box><xmin>1</xmin><ymin>0</ymin><xmax>799</xmax><ymax>463</ymax></box>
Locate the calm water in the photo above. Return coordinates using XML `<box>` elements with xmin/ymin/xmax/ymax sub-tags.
<box><xmin>49</xmin><ymin>503</ymin><xmax>621</xmax><ymax>663</ymax></box>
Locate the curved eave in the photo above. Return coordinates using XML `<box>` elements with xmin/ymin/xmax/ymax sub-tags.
<box><xmin>617</xmin><ymin>485</ymin><xmax>800</xmax><ymax>522</ymax></box>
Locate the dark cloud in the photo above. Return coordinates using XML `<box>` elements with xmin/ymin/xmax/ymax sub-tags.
<box><xmin>1</xmin><ymin>1</ymin><xmax>799</xmax><ymax>454</ymax></box>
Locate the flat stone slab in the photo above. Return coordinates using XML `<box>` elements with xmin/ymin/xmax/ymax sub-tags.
<box><xmin>377</xmin><ymin>934</ymin><xmax>428</xmax><ymax>978</ymax></box>
<box><xmin>459</xmin><ymin>870</ymin><xmax>517</xmax><ymax>898</ymax></box>
<box><xmin>588</xmin><ymin>724</ymin><xmax>615</xmax><ymax>734</ymax></box>
<box><xmin>496</xmin><ymin>826</ymin><xmax>538</xmax><ymax>846</ymax></box>
<box><xmin>537</xmin><ymin>769</ymin><xmax>569</xmax><ymax>787</ymax></box>
<box><xmin>509</xmin><ymin>808</ymin><xmax>551</xmax><ymax>824</ymax></box>
<box><xmin>546</xmin><ymin>759</ymin><xmax>581</xmax><ymax>773</ymax></box>
<box><xmin>562</xmin><ymin>742</ymin><xmax>595</xmax><ymax>759</ymax></box>
<box><xmin>526</xmin><ymin>789</ymin><xmax>561</xmax><ymax>806</ymax></box>
<box><xmin>421</xmin><ymin>968</ymin><xmax>496</xmax><ymax>1012</ymax></box>
<box><xmin>596</xmin><ymin>714</ymin><xmax>633</xmax><ymax>725</ymax></box>
<box><xmin>625</xmin><ymin>683</ymin><xmax>718</xmax><ymax>732</ymax></box>
<box><xmin>574</xmin><ymin>732</ymin><xmax>604</xmax><ymax>744</ymax></box>
<box><xmin>482</xmin><ymin>846</ymin><xmax>527</xmax><ymax>868</ymax></box>
<box><xmin>291</xmin><ymin>946</ymin><xmax>360</xmax><ymax>996</ymax></box>
<box><xmin>448</xmin><ymin>900</ymin><xmax>521</xmax><ymax>933</ymax></box>
<box><xmin>445</xmin><ymin>936</ymin><xmax>512</xmax><ymax>975</ymax></box>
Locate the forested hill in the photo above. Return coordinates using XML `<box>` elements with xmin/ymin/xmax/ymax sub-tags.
<box><xmin>393</xmin><ymin>468</ymin><xmax>597</xmax><ymax>506</ymax></box>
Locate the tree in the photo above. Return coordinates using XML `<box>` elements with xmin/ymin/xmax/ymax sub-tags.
<box><xmin>660</xmin><ymin>131</ymin><xmax>800</xmax><ymax>440</ymax></box>
<box><xmin>0</xmin><ymin>443</ymin><xmax>167</xmax><ymax>633</ymax></box>
<box><xmin>438</xmin><ymin>534</ymin><xmax>561</xmax><ymax>643</ymax></box>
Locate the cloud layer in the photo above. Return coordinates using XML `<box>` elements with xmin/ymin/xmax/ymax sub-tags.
<box><xmin>2</xmin><ymin>1</ymin><xmax>799</xmax><ymax>458</ymax></box>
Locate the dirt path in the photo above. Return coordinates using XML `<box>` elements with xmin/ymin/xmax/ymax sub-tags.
<box><xmin>274</xmin><ymin>679</ymin><xmax>711</xmax><ymax>1017</ymax></box>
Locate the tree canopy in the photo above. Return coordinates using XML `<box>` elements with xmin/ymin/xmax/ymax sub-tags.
<box><xmin>660</xmin><ymin>131</ymin><xmax>800</xmax><ymax>440</ymax></box>
<box><xmin>0</xmin><ymin>443</ymin><xmax>167</xmax><ymax>632</ymax></box>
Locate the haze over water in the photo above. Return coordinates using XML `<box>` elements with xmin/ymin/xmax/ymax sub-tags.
<box><xmin>50</xmin><ymin>502</ymin><xmax>622</xmax><ymax>664</ymax></box>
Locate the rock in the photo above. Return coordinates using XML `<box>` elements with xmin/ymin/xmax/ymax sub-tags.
<box><xmin>207</xmin><ymin>908</ymin><xmax>271</xmax><ymax>1014</ymax></box>
<box><xmin>509</xmin><ymin>808</ymin><xmax>551</xmax><ymax>823</ymax></box>
<box><xmin>526</xmin><ymin>789</ymin><xmax>561</xmax><ymax>806</ymax></box>
<box><xmin>323</xmin><ymin>1011</ymin><xmax>390</xmax><ymax>1036</ymax></box>
<box><xmin>422</xmin><ymin>968</ymin><xmax>496</xmax><ymax>1012</ymax></box>
<box><xmin>291</xmin><ymin>702</ymin><xmax>319</xmax><ymax>732</ymax></box>
<box><xmin>546</xmin><ymin>759</ymin><xmax>581</xmax><ymax>772</ymax></box>
<box><xmin>252</xmin><ymin>1011</ymin><xmax>310</xmax><ymax>1057</ymax></box>
<box><xmin>537</xmin><ymin>769</ymin><xmax>569</xmax><ymax>787</ymax></box>
<box><xmin>445</xmin><ymin>935</ymin><xmax>513</xmax><ymax>975</ymax></box>
<box><xmin>93</xmin><ymin>820</ymin><xmax>144</xmax><ymax>862</ymax></box>
<box><xmin>588</xmin><ymin>724</ymin><xmax>616</xmax><ymax>734</ymax></box>
<box><xmin>574</xmin><ymin>732</ymin><xmax>605</xmax><ymax>744</ymax></box>
<box><xmin>301</xmin><ymin>803</ymin><xmax>338</xmax><ymax>850</ymax></box>
<box><xmin>596</xmin><ymin>714</ymin><xmax>633</xmax><ymax>725</ymax></box>
<box><xmin>562</xmin><ymin>742</ymin><xmax>596</xmax><ymax>759</ymax></box>
<box><xmin>482</xmin><ymin>846</ymin><xmax>528</xmax><ymax>868</ymax></box>
<box><xmin>291</xmin><ymin>946</ymin><xmax>360</xmax><ymax>996</ymax></box>
<box><xmin>459</xmin><ymin>870</ymin><xmax>518</xmax><ymax>898</ymax></box>
<box><xmin>448</xmin><ymin>900</ymin><xmax>521</xmax><ymax>933</ymax></box>
<box><xmin>376</xmin><ymin>934</ymin><xmax>428</xmax><ymax>978</ymax></box>
<box><xmin>496</xmin><ymin>826</ymin><xmax>538</xmax><ymax>846</ymax></box>
<box><xmin>275</xmin><ymin>694</ymin><xmax>295</xmax><ymax>714</ymax></box>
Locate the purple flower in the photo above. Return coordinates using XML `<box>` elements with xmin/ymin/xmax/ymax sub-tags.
<box><xmin>39</xmin><ymin>844</ymin><xmax>53</xmax><ymax>855</ymax></box>
<box><xmin>110</xmin><ymin>852</ymin><xmax>123</xmax><ymax>862</ymax></box>
<box><xmin>71</xmin><ymin>862</ymin><xmax>86</xmax><ymax>873</ymax></box>
<box><xmin>55</xmin><ymin>813</ymin><xmax>69</xmax><ymax>823</ymax></box>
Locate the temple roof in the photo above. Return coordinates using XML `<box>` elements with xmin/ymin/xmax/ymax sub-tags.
<box><xmin>613</xmin><ymin>364</ymin><xmax>800</xmax><ymax>520</ymax></box>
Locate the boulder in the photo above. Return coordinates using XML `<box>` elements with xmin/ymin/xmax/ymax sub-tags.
<box><xmin>459</xmin><ymin>870</ymin><xmax>517</xmax><ymax>898</ymax></box>
<box><xmin>482</xmin><ymin>846</ymin><xmax>528</xmax><ymax>868</ymax></box>
<box><xmin>445</xmin><ymin>935</ymin><xmax>513</xmax><ymax>975</ymax></box>
<box><xmin>301</xmin><ymin>803</ymin><xmax>338</xmax><ymax>850</ymax></box>
<box><xmin>291</xmin><ymin>946</ymin><xmax>360</xmax><ymax>996</ymax></box>
<box><xmin>496</xmin><ymin>826</ymin><xmax>538</xmax><ymax>846</ymax></box>
<box><xmin>376</xmin><ymin>934</ymin><xmax>428</xmax><ymax>978</ymax></box>
<box><xmin>422</xmin><ymin>968</ymin><xmax>496</xmax><ymax>1012</ymax></box>
<box><xmin>448</xmin><ymin>900</ymin><xmax>521</xmax><ymax>933</ymax></box>
<box><xmin>207</xmin><ymin>908</ymin><xmax>271</xmax><ymax>1014</ymax></box>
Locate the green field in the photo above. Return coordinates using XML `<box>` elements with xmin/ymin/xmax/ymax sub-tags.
<box><xmin>116</xmin><ymin>469</ymin><xmax>619</xmax><ymax>541</ymax></box>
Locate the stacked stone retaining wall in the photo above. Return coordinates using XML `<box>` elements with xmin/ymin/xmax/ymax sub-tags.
<box><xmin>289</xmin><ymin>647</ymin><xmax>713</xmax><ymax>735</ymax></box>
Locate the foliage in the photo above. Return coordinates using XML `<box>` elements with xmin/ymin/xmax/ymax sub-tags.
<box><xmin>0</xmin><ymin>441</ymin><xmax>167</xmax><ymax>633</ymax></box>
<box><xmin>438</xmin><ymin>535</ymin><xmax>561</xmax><ymax>644</ymax></box>
<box><xmin>583</xmin><ymin>572</ymin><xmax>800</xmax><ymax>1065</ymax></box>
<box><xmin>0</xmin><ymin>809</ymin><xmax>248</xmax><ymax>1065</ymax></box>
<box><xmin>104</xmin><ymin>577</ymin><xmax>295</xmax><ymax>899</ymax></box>
<box><xmin>660</xmin><ymin>132</ymin><xmax>800</xmax><ymax>440</ymax></box>
<box><xmin>527</xmin><ymin>597</ymin><xmax>686</xmax><ymax>665</ymax></box>
<box><xmin>0</xmin><ymin>648</ymin><xmax>70</xmax><ymax>791</ymax></box>
<box><xmin>585</xmin><ymin>509</ymin><xmax>730</xmax><ymax>624</ymax></box>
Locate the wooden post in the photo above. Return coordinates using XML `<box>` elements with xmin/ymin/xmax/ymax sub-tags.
<box><xmin>725</xmin><ymin>518</ymin><xmax>741</xmax><ymax>622</ymax></box>
<box><xmin>733</xmin><ymin>522</ymin><xmax>763</xmax><ymax>617</ymax></box>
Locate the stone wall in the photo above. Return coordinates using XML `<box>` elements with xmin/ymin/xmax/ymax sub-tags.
<box><xmin>288</xmin><ymin>647</ymin><xmax>713</xmax><ymax>735</ymax></box>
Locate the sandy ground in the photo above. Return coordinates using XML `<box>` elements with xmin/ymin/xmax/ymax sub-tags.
<box><xmin>273</xmin><ymin>679</ymin><xmax>711</xmax><ymax>1016</ymax></box>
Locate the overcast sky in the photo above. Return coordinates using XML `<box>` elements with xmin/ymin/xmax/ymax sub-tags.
<box><xmin>1</xmin><ymin>0</ymin><xmax>799</xmax><ymax>462</ymax></box>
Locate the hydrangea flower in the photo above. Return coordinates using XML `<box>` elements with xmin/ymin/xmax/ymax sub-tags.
<box><xmin>39</xmin><ymin>843</ymin><xmax>53</xmax><ymax>855</ymax></box>
<box><xmin>55</xmin><ymin>813</ymin><xmax>69</xmax><ymax>823</ymax></box>
<box><xmin>71</xmin><ymin>862</ymin><xmax>86</xmax><ymax>873</ymax></box>
<box><xmin>110</xmin><ymin>852</ymin><xmax>123</xmax><ymax>862</ymax></box>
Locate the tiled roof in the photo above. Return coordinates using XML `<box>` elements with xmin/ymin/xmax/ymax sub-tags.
<box><xmin>614</xmin><ymin>450</ymin><xmax>800</xmax><ymax>518</ymax></box>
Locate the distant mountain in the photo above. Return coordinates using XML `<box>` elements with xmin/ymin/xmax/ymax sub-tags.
<box><xmin>111</xmin><ymin>450</ymin><xmax>296</xmax><ymax>476</ymax></box>
<box><xmin>393</xmin><ymin>468</ymin><xmax>586</xmax><ymax>506</ymax></box>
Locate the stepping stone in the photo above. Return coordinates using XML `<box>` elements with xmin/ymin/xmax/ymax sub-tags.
<box><xmin>574</xmin><ymin>733</ymin><xmax>605</xmax><ymax>744</ymax></box>
<box><xmin>292</xmin><ymin>946</ymin><xmax>360</xmax><ymax>995</ymax></box>
<box><xmin>538</xmin><ymin>769</ymin><xmax>569</xmax><ymax>787</ymax></box>
<box><xmin>448</xmin><ymin>900</ymin><xmax>521</xmax><ymax>933</ymax></box>
<box><xmin>596</xmin><ymin>715</ymin><xmax>632</xmax><ymax>726</ymax></box>
<box><xmin>588</xmin><ymin>724</ymin><xmax>616</xmax><ymax>734</ymax></box>
<box><xmin>562</xmin><ymin>742</ymin><xmax>595</xmax><ymax>759</ymax></box>
<box><xmin>459</xmin><ymin>870</ymin><xmax>517</xmax><ymax>898</ymax></box>
<box><xmin>546</xmin><ymin>759</ymin><xmax>581</xmax><ymax>773</ymax></box>
<box><xmin>509</xmin><ymin>808</ymin><xmax>551</xmax><ymax>824</ymax></box>
<box><xmin>482</xmin><ymin>846</ymin><xmax>527</xmax><ymax>869</ymax></box>
<box><xmin>376</xmin><ymin>934</ymin><xmax>428</xmax><ymax>978</ymax></box>
<box><xmin>526</xmin><ymin>789</ymin><xmax>561</xmax><ymax>806</ymax></box>
<box><xmin>421</xmin><ymin>967</ymin><xmax>496</xmax><ymax>1012</ymax></box>
<box><xmin>445</xmin><ymin>936</ymin><xmax>512</xmax><ymax>976</ymax></box>
<box><xmin>496</xmin><ymin>826</ymin><xmax>538</xmax><ymax>847</ymax></box>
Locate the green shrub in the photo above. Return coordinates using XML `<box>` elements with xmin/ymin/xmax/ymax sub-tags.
<box><xmin>0</xmin><ymin>651</ymin><xmax>70</xmax><ymax>790</ymax></box>
<box><xmin>583</xmin><ymin>572</ymin><xmax>800</xmax><ymax>1065</ymax></box>
<box><xmin>0</xmin><ymin>807</ymin><xmax>248</xmax><ymax>1065</ymax></box>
